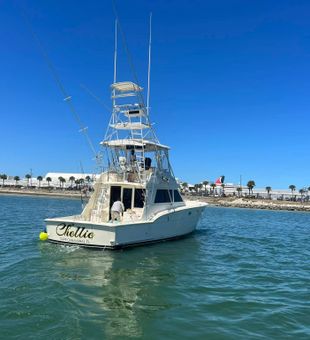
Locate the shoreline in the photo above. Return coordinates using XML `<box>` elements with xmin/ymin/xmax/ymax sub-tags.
<box><xmin>185</xmin><ymin>196</ymin><xmax>310</xmax><ymax>212</ymax></box>
<box><xmin>1</xmin><ymin>188</ymin><xmax>309</xmax><ymax>212</ymax></box>
<box><xmin>0</xmin><ymin>188</ymin><xmax>84</xmax><ymax>199</ymax></box>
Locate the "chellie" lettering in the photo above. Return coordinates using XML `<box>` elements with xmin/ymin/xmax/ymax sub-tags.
<box><xmin>56</xmin><ymin>223</ymin><xmax>94</xmax><ymax>239</ymax></box>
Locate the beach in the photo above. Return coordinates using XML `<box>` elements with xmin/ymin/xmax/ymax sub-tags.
<box><xmin>0</xmin><ymin>187</ymin><xmax>84</xmax><ymax>199</ymax></box>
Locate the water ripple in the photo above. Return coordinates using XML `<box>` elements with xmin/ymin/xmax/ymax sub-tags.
<box><xmin>0</xmin><ymin>197</ymin><xmax>309</xmax><ymax>338</ymax></box>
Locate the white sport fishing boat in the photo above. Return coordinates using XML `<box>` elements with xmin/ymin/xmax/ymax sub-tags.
<box><xmin>45</xmin><ymin>20</ymin><xmax>207</xmax><ymax>249</ymax></box>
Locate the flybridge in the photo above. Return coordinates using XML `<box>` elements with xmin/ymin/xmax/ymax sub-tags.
<box><xmin>99</xmin><ymin>17</ymin><xmax>172</xmax><ymax>182</ymax></box>
<box><xmin>103</xmin><ymin>77</ymin><xmax>171</xmax><ymax>181</ymax></box>
<box><xmin>100</xmin><ymin>139</ymin><xmax>169</xmax><ymax>151</ymax></box>
<box><xmin>105</xmin><ymin>80</ymin><xmax>156</xmax><ymax>139</ymax></box>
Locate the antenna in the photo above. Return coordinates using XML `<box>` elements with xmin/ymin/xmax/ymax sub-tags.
<box><xmin>113</xmin><ymin>19</ymin><xmax>118</xmax><ymax>84</ymax></box>
<box><xmin>112</xmin><ymin>19</ymin><xmax>118</xmax><ymax>125</ymax></box>
<box><xmin>146</xmin><ymin>13</ymin><xmax>152</xmax><ymax>116</ymax></box>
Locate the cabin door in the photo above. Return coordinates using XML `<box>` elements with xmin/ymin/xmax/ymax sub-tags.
<box><xmin>110</xmin><ymin>186</ymin><xmax>121</xmax><ymax>208</ymax></box>
<box><xmin>123</xmin><ymin>188</ymin><xmax>132</xmax><ymax>211</ymax></box>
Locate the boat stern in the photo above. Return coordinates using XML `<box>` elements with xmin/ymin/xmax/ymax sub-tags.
<box><xmin>45</xmin><ymin>216</ymin><xmax>117</xmax><ymax>248</ymax></box>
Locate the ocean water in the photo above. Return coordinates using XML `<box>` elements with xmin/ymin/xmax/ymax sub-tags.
<box><xmin>0</xmin><ymin>195</ymin><xmax>309</xmax><ymax>339</ymax></box>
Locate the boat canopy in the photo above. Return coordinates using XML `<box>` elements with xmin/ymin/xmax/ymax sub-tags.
<box><xmin>111</xmin><ymin>82</ymin><xmax>143</xmax><ymax>92</ymax></box>
<box><xmin>101</xmin><ymin>139</ymin><xmax>169</xmax><ymax>151</ymax></box>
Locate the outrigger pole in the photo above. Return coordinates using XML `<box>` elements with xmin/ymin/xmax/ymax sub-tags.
<box><xmin>146</xmin><ymin>13</ymin><xmax>152</xmax><ymax>117</ymax></box>
<box><xmin>21</xmin><ymin>8</ymin><xmax>99</xmax><ymax>163</ymax></box>
<box><xmin>112</xmin><ymin>19</ymin><xmax>118</xmax><ymax>126</ymax></box>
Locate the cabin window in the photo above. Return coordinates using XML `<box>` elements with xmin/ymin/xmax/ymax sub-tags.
<box><xmin>134</xmin><ymin>189</ymin><xmax>145</xmax><ymax>208</ymax></box>
<box><xmin>174</xmin><ymin>190</ymin><xmax>183</xmax><ymax>202</ymax></box>
<box><xmin>154</xmin><ymin>190</ymin><xmax>173</xmax><ymax>203</ymax></box>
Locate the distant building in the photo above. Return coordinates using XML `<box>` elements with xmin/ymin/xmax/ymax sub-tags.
<box><xmin>178</xmin><ymin>179</ymin><xmax>306</xmax><ymax>200</ymax></box>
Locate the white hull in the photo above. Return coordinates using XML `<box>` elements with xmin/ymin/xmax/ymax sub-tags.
<box><xmin>45</xmin><ymin>202</ymin><xmax>206</xmax><ymax>249</ymax></box>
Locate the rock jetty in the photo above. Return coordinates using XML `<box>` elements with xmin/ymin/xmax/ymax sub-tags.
<box><xmin>186</xmin><ymin>196</ymin><xmax>310</xmax><ymax>212</ymax></box>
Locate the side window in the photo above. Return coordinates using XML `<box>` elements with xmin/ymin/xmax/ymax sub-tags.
<box><xmin>154</xmin><ymin>190</ymin><xmax>173</xmax><ymax>203</ymax></box>
<box><xmin>174</xmin><ymin>190</ymin><xmax>183</xmax><ymax>202</ymax></box>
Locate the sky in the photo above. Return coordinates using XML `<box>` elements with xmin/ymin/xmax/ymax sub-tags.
<box><xmin>0</xmin><ymin>0</ymin><xmax>309</xmax><ymax>189</ymax></box>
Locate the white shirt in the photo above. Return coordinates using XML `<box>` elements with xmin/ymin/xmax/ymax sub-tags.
<box><xmin>111</xmin><ymin>200</ymin><xmax>124</xmax><ymax>213</ymax></box>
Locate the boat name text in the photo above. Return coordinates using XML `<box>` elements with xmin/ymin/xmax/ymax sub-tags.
<box><xmin>56</xmin><ymin>223</ymin><xmax>94</xmax><ymax>239</ymax></box>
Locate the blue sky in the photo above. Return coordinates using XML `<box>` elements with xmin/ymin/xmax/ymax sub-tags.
<box><xmin>0</xmin><ymin>0</ymin><xmax>309</xmax><ymax>189</ymax></box>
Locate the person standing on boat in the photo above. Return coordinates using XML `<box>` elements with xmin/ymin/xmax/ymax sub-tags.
<box><xmin>111</xmin><ymin>199</ymin><xmax>124</xmax><ymax>222</ymax></box>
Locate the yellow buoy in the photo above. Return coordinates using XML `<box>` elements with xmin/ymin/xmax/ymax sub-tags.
<box><xmin>39</xmin><ymin>231</ymin><xmax>48</xmax><ymax>241</ymax></box>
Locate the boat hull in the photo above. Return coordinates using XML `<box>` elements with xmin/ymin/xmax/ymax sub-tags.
<box><xmin>45</xmin><ymin>203</ymin><xmax>206</xmax><ymax>249</ymax></box>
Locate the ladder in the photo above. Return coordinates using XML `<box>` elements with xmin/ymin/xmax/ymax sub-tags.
<box><xmin>90</xmin><ymin>186</ymin><xmax>108</xmax><ymax>222</ymax></box>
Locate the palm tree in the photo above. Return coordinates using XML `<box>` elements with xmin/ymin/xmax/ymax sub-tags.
<box><xmin>37</xmin><ymin>176</ymin><xmax>43</xmax><ymax>188</ymax></box>
<box><xmin>265</xmin><ymin>186</ymin><xmax>272</xmax><ymax>199</ymax></box>
<box><xmin>76</xmin><ymin>178</ymin><xmax>84</xmax><ymax>190</ymax></box>
<box><xmin>14</xmin><ymin>176</ymin><xmax>20</xmax><ymax>186</ymax></box>
<box><xmin>198</xmin><ymin>183</ymin><xmax>203</xmax><ymax>196</ymax></box>
<box><xmin>25</xmin><ymin>174</ymin><xmax>31</xmax><ymax>187</ymax></box>
<box><xmin>58</xmin><ymin>176</ymin><xmax>62</xmax><ymax>188</ymax></box>
<box><xmin>236</xmin><ymin>186</ymin><xmax>242</xmax><ymax>197</ymax></box>
<box><xmin>0</xmin><ymin>174</ymin><xmax>7</xmax><ymax>186</ymax></box>
<box><xmin>247</xmin><ymin>180</ymin><xmax>256</xmax><ymax>195</ymax></box>
<box><xmin>61</xmin><ymin>177</ymin><xmax>66</xmax><ymax>189</ymax></box>
<box><xmin>289</xmin><ymin>185</ymin><xmax>296</xmax><ymax>200</ymax></box>
<box><xmin>300</xmin><ymin>188</ymin><xmax>307</xmax><ymax>203</ymax></box>
<box><xmin>46</xmin><ymin>177</ymin><xmax>52</xmax><ymax>187</ymax></box>
<box><xmin>194</xmin><ymin>184</ymin><xmax>199</xmax><ymax>195</ymax></box>
<box><xmin>75</xmin><ymin>179</ymin><xmax>80</xmax><ymax>190</ymax></box>
<box><xmin>181</xmin><ymin>182</ymin><xmax>188</xmax><ymax>194</ymax></box>
<box><xmin>210</xmin><ymin>183</ymin><xmax>216</xmax><ymax>196</ymax></box>
<box><xmin>85</xmin><ymin>175</ymin><xmax>92</xmax><ymax>189</ymax></box>
<box><xmin>58</xmin><ymin>177</ymin><xmax>66</xmax><ymax>189</ymax></box>
<box><xmin>202</xmin><ymin>181</ymin><xmax>209</xmax><ymax>196</ymax></box>
<box><xmin>69</xmin><ymin>176</ymin><xmax>75</xmax><ymax>187</ymax></box>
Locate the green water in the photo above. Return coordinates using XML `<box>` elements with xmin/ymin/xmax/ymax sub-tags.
<box><xmin>0</xmin><ymin>195</ymin><xmax>309</xmax><ymax>339</ymax></box>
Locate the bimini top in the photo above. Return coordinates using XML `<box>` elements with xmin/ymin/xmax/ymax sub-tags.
<box><xmin>100</xmin><ymin>139</ymin><xmax>169</xmax><ymax>151</ymax></box>
<box><xmin>111</xmin><ymin>81</ymin><xmax>143</xmax><ymax>92</ymax></box>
